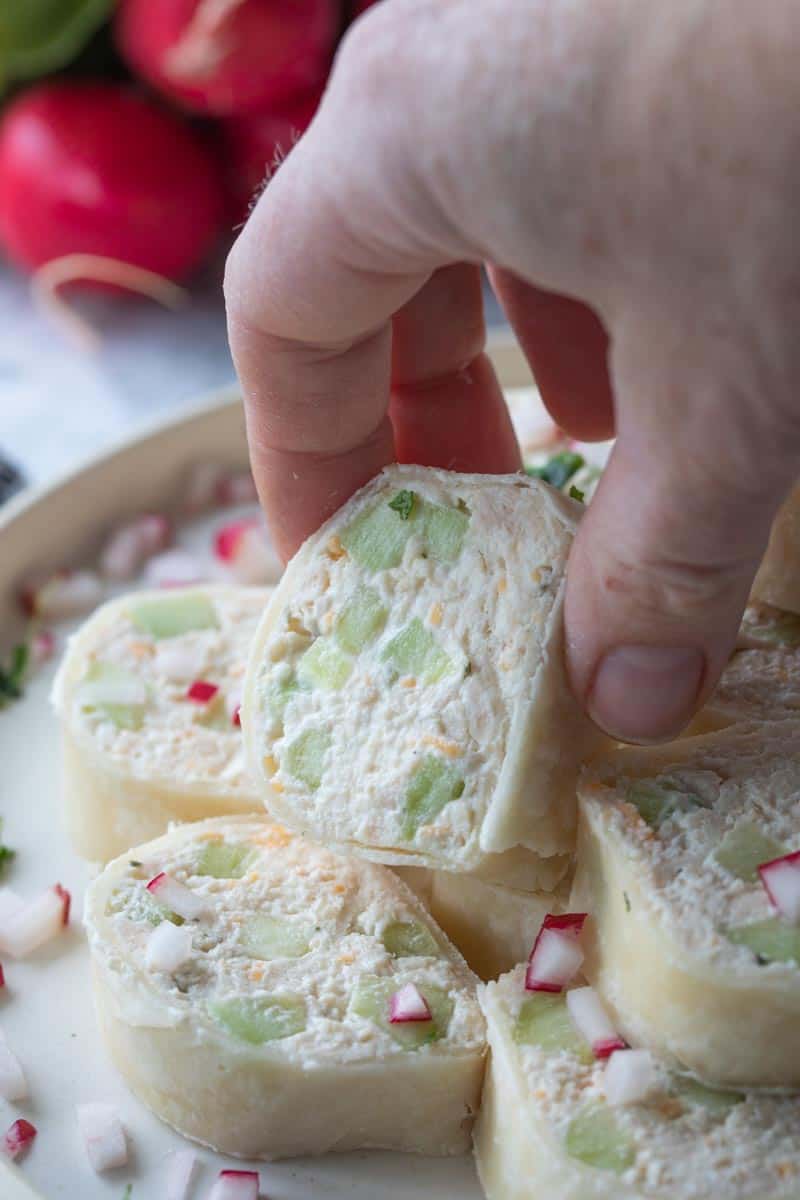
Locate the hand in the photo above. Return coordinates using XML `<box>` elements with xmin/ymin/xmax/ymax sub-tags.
<box><xmin>225</xmin><ymin>0</ymin><xmax>800</xmax><ymax>743</ymax></box>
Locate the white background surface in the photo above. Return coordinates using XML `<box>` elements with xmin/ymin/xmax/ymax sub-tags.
<box><xmin>0</xmin><ymin>268</ymin><xmax>508</xmax><ymax>489</ymax></box>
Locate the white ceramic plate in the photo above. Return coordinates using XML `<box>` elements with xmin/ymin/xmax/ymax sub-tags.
<box><xmin>0</xmin><ymin>337</ymin><xmax>583</xmax><ymax>1200</ymax></box>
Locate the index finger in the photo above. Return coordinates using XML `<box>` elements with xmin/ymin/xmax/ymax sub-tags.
<box><xmin>224</xmin><ymin>88</ymin><xmax>518</xmax><ymax>561</ymax></box>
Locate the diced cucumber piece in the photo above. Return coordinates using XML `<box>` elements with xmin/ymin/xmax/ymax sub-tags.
<box><xmin>349</xmin><ymin>975</ymin><xmax>453</xmax><ymax>1050</ymax></box>
<box><xmin>239</xmin><ymin>915</ymin><xmax>311</xmax><ymax>960</ymax></box>
<box><xmin>382</xmin><ymin>618</ymin><xmax>455</xmax><ymax>684</ymax></box>
<box><xmin>78</xmin><ymin>662</ymin><xmax>147</xmax><ymax>730</ymax></box>
<box><xmin>334</xmin><ymin>589</ymin><xmax>387</xmax><ymax>654</ymax></box>
<box><xmin>129</xmin><ymin>593</ymin><xmax>219</xmax><ymax>639</ymax></box>
<box><xmin>285</xmin><ymin>727</ymin><xmax>331</xmax><ymax>790</ymax></box>
<box><xmin>746</xmin><ymin>611</ymin><xmax>800</xmax><ymax>646</ymax></box>
<box><xmin>565</xmin><ymin>1105</ymin><xmax>635</xmax><ymax>1173</ymax></box>
<box><xmin>196</xmin><ymin>842</ymin><xmax>256</xmax><ymax>879</ymax></box>
<box><xmin>382</xmin><ymin>920</ymin><xmax>441</xmax><ymax>959</ymax></box>
<box><xmin>267</xmin><ymin>672</ymin><xmax>299</xmax><ymax>719</ymax></box>
<box><xmin>209</xmin><ymin>995</ymin><xmax>306</xmax><ymax>1045</ymax></box>
<box><xmin>297</xmin><ymin>638</ymin><xmax>354</xmax><ymax>690</ymax></box>
<box><xmin>715</xmin><ymin>823</ymin><xmax>785</xmax><ymax>882</ymax></box>
<box><xmin>513</xmin><ymin>993</ymin><xmax>593</xmax><ymax>1065</ymax></box>
<box><xmin>673</xmin><ymin>1076</ymin><xmax>744</xmax><ymax>1115</ymax></box>
<box><xmin>401</xmin><ymin>755</ymin><xmax>465</xmax><ymax>840</ymax></box>
<box><xmin>421</xmin><ymin>501</ymin><xmax>470</xmax><ymax>563</ymax></box>
<box><xmin>726</xmin><ymin>918</ymin><xmax>800</xmax><ymax>964</ymax></box>
<box><xmin>626</xmin><ymin>778</ymin><xmax>705</xmax><ymax>829</ymax></box>
<box><xmin>340</xmin><ymin>492</ymin><xmax>470</xmax><ymax>572</ymax></box>
<box><xmin>341</xmin><ymin>501</ymin><xmax>414</xmax><ymax>571</ymax></box>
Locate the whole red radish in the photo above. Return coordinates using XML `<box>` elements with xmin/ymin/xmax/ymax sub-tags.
<box><xmin>222</xmin><ymin>85</ymin><xmax>322</xmax><ymax>222</ymax></box>
<box><xmin>0</xmin><ymin>82</ymin><xmax>223</xmax><ymax>281</ymax></box>
<box><xmin>353</xmin><ymin>0</ymin><xmax>382</xmax><ymax>13</ymax></box>
<box><xmin>116</xmin><ymin>0</ymin><xmax>340</xmax><ymax>116</ymax></box>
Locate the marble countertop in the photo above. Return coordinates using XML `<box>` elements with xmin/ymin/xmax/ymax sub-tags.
<box><xmin>0</xmin><ymin>264</ymin><xmax>507</xmax><ymax>494</ymax></box>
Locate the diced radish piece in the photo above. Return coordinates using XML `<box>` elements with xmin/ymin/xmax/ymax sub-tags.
<box><xmin>0</xmin><ymin>963</ymin><xmax>4</xmax><ymax>988</ymax></box>
<box><xmin>0</xmin><ymin>884</ymin><xmax>71</xmax><ymax>958</ymax></box>
<box><xmin>567</xmin><ymin>986</ymin><xmax>626</xmax><ymax>1059</ymax></box>
<box><xmin>20</xmin><ymin>569</ymin><xmax>104</xmax><ymax>619</ymax></box>
<box><xmin>143</xmin><ymin>549</ymin><xmax>208</xmax><ymax>588</ymax></box>
<box><xmin>165</xmin><ymin>1148</ymin><xmax>198</xmax><ymax>1200</ymax></box>
<box><xmin>0</xmin><ymin>889</ymin><xmax>24</xmax><ymax>923</ymax></box>
<box><xmin>603</xmin><ymin>1048</ymin><xmax>659</xmax><ymax>1106</ymax></box>
<box><xmin>0</xmin><ymin>1030</ymin><xmax>28</xmax><ymax>1102</ymax></box>
<box><xmin>145</xmin><ymin>922</ymin><xmax>193</xmax><ymax>973</ymax></box>
<box><xmin>2</xmin><ymin>1118</ymin><xmax>36</xmax><ymax>1160</ymax></box>
<box><xmin>231</xmin><ymin>703</ymin><xmax>242</xmax><ymax>728</ymax></box>
<box><xmin>183</xmin><ymin>462</ymin><xmax>225</xmax><ymax>513</ymax></box>
<box><xmin>214</xmin><ymin>518</ymin><xmax>256</xmax><ymax>562</ymax></box>
<box><xmin>153</xmin><ymin>640</ymin><xmax>207</xmax><ymax>682</ymax></box>
<box><xmin>77</xmin><ymin>1103</ymin><xmax>127</xmax><ymax>1172</ymax></box>
<box><xmin>146</xmin><ymin>873</ymin><xmax>206</xmax><ymax>921</ymax></box>
<box><xmin>216</xmin><ymin>471</ymin><xmax>258</xmax><ymax>506</ymax></box>
<box><xmin>208</xmin><ymin>1169</ymin><xmax>260</xmax><ymax>1200</ymax></box>
<box><xmin>526</xmin><ymin>913</ymin><xmax>587</xmax><ymax>993</ymax></box>
<box><xmin>759</xmin><ymin>851</ymin><xmax>800</xmax><ymax>924</ymax></box>
<box><xmin>186</xmin><ymin>680</ymin><xmax>219</xmax><ymax>705</ymax></box>
<box><xmin>389</xmin><ymin>983</ymin><xmax>433</xmax><ymax>1024</ymax></box>
<box><xmin>214</xmin><ymin>518</ymin><xmax>282</xmax><ymax>584</ymax></box>
<box><xmin>100</xmin><ymin>513</ymin><xmax>172</xmax><ymax>580</ymax></box>
<box><xmin>30</xmin><ymin>629</ymin><xmax>56</xmax><ymax>665</ymax></box>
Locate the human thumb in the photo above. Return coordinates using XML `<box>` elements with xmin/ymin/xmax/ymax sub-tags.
<box><xmin>564</xmin><ymin>313</ymin><xmax>800</xmax><ymax>743</ymax></box>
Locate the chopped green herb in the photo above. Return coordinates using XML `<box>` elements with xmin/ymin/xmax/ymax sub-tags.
<box><xmin>527</xmin><ymin>451</ymin><xmax>585</xmax><ymax>490</ymax></box>
<box><xmin>0</xmin><ymin>820</ymin><xmax>14</xmax><ymax>878</ymax></box>
<box><xmin>569</xmin><ymin>484</ymin><xmax>585</xmax><ymax>503</ymax></box>
<box><xmin>623</xmin><ymin>891</ymin><xmax>631</xmax><ymax>913</ymax></box>
<box><xmin>0</xmin><ymin>642</ymin><xmax>29</xmax><ymax>707</ymax></box>
<box><xmin>388</xmin><ymin>490</ymin><xmax>417</xmax><ymax>521</ymax></box>
<box><xmin>122</xmin><ymin>1186</ymin><xmax>133</xmax><ymax>1200</ymax></box>
<box><xmin>129</xmin><ymin>860</ymin><xmax>142</xmax><ymax>868</ymax></box>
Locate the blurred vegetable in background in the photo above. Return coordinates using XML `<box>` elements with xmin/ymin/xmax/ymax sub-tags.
<box><xmin>0</xmin><ymin>83</ymin><xmax>223</xmax><ymax>279</ymax></box>
<box><xmin>0</xmin><ymin>0</ymin><xmax>389</xmax><ymax>335</ymax></box>
<box><xmin>116</xmin><ymin>0</ymin><xmax>339</xmax><ymax>115</ymax></box>
<box><xmin>0</xmin><ymin>0</ymin><xmax>113</xmax><ymax>89</ymax></box>
<box><xmin>222</xmin><ymin>83</ymin><xmax>323</xmax><ymax>222</ymax></box>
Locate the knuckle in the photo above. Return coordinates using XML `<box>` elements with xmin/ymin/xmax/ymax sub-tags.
<box><xmin>596</xmin><ymin>542</ymin><xmax>749</xmax><ymax>628</ymax></box>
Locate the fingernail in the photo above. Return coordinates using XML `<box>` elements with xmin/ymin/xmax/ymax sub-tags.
<box><xmin>588</xmin><ymin>645</ymin><xmax>705</xmax><ymax>743</ymax></box>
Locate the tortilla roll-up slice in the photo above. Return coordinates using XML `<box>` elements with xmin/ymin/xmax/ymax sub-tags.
<box><xmin>429</xmin><ymin>871</ymin><xmax>570</xmax><ymax>981</ymax></box>
<box><xmin>752</xmin><ymin>481</ymin><xmax>800</xmax><ymax>614</ymax></box>
<box><xmin>572</xmin><ymin>725</ymin><xmax>800</xmax><ymax>1089</ymax></box>
<box><xmin>52</xmin><ymin>587</ymin><xmax>271</xmax><ymax>863</ymax></box>
<box><xmin>475</xmin><ymin>966</ymin><xmax>800</xmax><ymax>1200</ymax></box>
<box><xmin>85</xmin><ymin>816</ymin><xmax>486</xmax><ymax>1160</ymax></box>
<box><xmin>243</xmin><ymin>465</ymin><xmax>606</xmax><ymax>872</ymax></box>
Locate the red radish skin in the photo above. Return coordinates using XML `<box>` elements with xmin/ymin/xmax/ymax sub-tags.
<box><xmin>389</xmin><ymin>983</ymin><xmax>433</xmax><ymax>1024</ymax></box>
<box><xmin>116</xmin><ymin>0</ymin><xmax>339</xmax><ymax>116</ymax></box>
<box><xmin>593</xmin><ymin>1036</ymin><xmax>628</xmax><ymax>1060</ymax></box>
<box><xmin>54</xmin><ymin>883</ymin><xmax>71</xmax><ymax>927</ymax></box>
<box><xmin>231</xmin><ymin>704</ymin><xmax>242</xmax><ymax>728</ymax></box>
<box><xmin>209</xmin><ymin>1170</ymin><xmax>260</xmax><ymax>1200</ymax></box>
<box><xmin>759</xmin><ymin>850</ymin><xmax>800</xmax><ymax>924</ymax></box>
<box><xmin>222</xmin><ymin>86</ymin><xmax>323</xmax><ymax>222</ymax></box>
<box><xmin>0</xmin><ymin>83</ymin><xmax>223</xmax><ymax>281</ymax></box>
<box><xmin>525</xmin><ymin>912</ymin><xmax>587</xmax><ymax>993</ymax></box>
<box><xmin>0</xmin><ymin>964</ymin><xmax>4</xmax><ymax>988</ymax></box>
<box><xmin>186</xmin><ymin>680</ymin><xmax>219</xmax><ymax>704</ymax></box>
<box><xmin>3</xmin><ymin>1118</ymin><xmax>36</xmax><ymax>1160</ymax></box>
